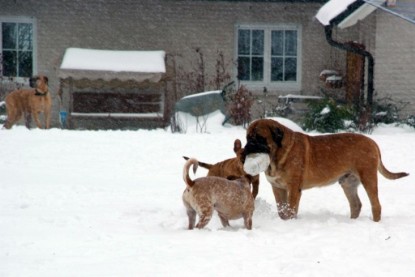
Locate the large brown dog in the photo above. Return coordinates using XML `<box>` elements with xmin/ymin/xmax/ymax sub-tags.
<box><xmin>184</xmin><ymin>139</ymin><xmax>260</xmax><ymax>198</ymax></box>
<box><xmin>3</xmin><ymin>75</ymin><xmax>51</xmax><ymax>129</ymax></box>
<box><xmin>242</xmin><ymin>118</ymin><xmax>409</xmax><ymax>222</ymax></box>
<box><xmin>182</xmin><ymin>158</ymin><xmax>254</xmax><ymax>230</ymax></box>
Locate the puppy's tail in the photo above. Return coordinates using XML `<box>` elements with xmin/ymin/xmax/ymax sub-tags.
<box><xmin>183</xmin><ymin>156</ymin><xmax>212</xmax><ymax>170</ymax></box>
<box><xmin>183</xmin><ymin>158</ymin><xmax>198</xmax><ymax>188</ymax></box>
<box><xmin>378</xmin><ymin>160</ymin><xmax>409</xmax><ymax>180</ymax></box>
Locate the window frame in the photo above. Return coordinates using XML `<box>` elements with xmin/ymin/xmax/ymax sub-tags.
<box><xmin>235</xmin><ymin>24</ymin><xmax>302</xmax><ymax>91</ymax></box>
<box><xmin>0</xmin><ymin>16</ymin><xmax>37</xmax><ymax>81</ymax></box>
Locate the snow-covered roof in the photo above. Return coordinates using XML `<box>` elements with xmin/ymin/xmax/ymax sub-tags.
<box><xmin>315</xmin><ymin>0</ymin><xmax>382</xmax><ymax>29</ymax></box>
<box><xmin>315</xmin><ymin>0</ymin><xmax>357</xmax><ymax>26</ymax></box>
<box><xmin>59</xmin><ymin>48</ymin><xmax>166</xmax><ymax>82</ymax></box>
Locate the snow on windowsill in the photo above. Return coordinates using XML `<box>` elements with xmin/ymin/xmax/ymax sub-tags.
<box><xmin>278</xmin><ymin>94</ymin><xmax>322</xmax><ymax>100</ymax></box>
<box><xmin>181</xmin><ymin>90</ymin><xmax>222</xmax><ymax>100</ymax></box>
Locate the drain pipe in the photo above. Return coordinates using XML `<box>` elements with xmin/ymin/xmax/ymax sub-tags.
<box><xmin>324</xmin><ymin>25</ymin><xmax>374</xmax><ymax>106</ymax></box>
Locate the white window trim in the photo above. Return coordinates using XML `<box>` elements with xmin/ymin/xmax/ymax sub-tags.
<box><xmin>0</xmin><ymin>16</ymin><xmax>37</xmax><ymax>82</ymax></box>
<box><xmin>235</xmin><ymin>23</ymin><xmax>302</xmax><ymax>92</ymax></box>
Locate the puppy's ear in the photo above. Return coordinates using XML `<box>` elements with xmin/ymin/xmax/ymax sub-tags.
<box><xmin>233</xmin><ymin>139</ymin><xmax>242</xmax><ymax>154</ymax></box>
<box><xmin>270</xmin><ymin>127</ymin><xmax>283</xmax><ymax>148</ymax></box>
<box><xmin>239</xmin><ymin>150</ymin><xmax>246</xmax><ymax>164</ymax></box>
<box><xmin>44</xmin><ymin>76</ymin><xmax>49</xmax><ymax>85</ymax></box>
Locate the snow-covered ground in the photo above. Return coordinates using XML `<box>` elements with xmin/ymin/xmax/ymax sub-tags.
<box><xmin>1</xmin><ymin>112</ymin><xmax>414</xmax><ymax>277</ymax></box>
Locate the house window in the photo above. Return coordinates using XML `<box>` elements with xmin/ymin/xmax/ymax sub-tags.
<box><xmin>238</xmin><ymin>29</ymin><xmax>264</xmax><ymax>81</ymax></box>
<box><xmin>236</xmin><ymin>25</ymin><xmax>301</xmax><ymax>90</ymax></box>
<box><xmin>1</xmin><ymin>17</ymin><xmax>35</xmax><ymax>78</ymax></box>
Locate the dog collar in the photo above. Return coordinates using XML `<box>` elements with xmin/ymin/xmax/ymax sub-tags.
<box><xmin>35</xmin><ymin>89</ymin><xmax>48</xmax><ymax>96</ymax></box>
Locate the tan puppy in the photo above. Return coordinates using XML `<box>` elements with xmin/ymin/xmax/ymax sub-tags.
<box><xmin>242</xmin><ymin>118</ymin><xmax>409</xmax><ymax>222</ymax></box>
<box><xmin>3</xmin><ymin>75</ymin><xmax>51</xmax><ymax>129</ymax></box>
<box><xmin>184</xmin><ymin>139</ymin><xmax>261</xmax><ymax>198</ymax></box>
<box><xmin>182</xmin><ymin>158</ymin><xmax>254</xmax><ymax>230</ymax></box>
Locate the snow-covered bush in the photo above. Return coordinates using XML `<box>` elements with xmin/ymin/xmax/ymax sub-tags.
<box><xmin>226</xmin><ymin>85</ymin><xmax>254</xmax><ymax>128</ymax></box>
<box><xmin>404</xmin><ymin>115</ymin><xmax>415</xmax><ymax>129</ymax></box>
<box><xmin>371</xmin><ymin>97</ymin><xmax>407</xmax><ymax>125</ymax></box>
<box><xmin>303</xmin><ymin>97</ymin><xmax>355</xmax><ymax>133</ymax></box>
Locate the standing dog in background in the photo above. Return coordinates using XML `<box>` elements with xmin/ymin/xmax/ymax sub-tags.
<box><xmin>3</xmin><ymin>75</ymin><xmax>51</xmax><ymax>129</ymax></box>
<box><xmin>184</xmin><ymin>139</ymin><xmax>261</xmax><ymax>198</ymax></box>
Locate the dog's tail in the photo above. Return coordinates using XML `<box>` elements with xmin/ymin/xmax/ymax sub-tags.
<box><xmin>378</xmin><ymin>160</ymin><xmax>409</xmax><ymax>180</ymax></box>
<box><xmin>183</xmin><ymin>158</ymin><xmax>198</xmax><ymax>188</ymax></box>
<box><xmin>183</xmin><ymin>156</ymin><xmax>212</xmax><ymax>170</ymax></box>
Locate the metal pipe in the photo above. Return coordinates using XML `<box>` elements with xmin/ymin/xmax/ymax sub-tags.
<box><xmin>324</xmin><ymin>25</ymin><xmax>374</xmax><ymax>106</ymax></box>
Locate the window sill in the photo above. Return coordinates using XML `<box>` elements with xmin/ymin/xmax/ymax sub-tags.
<box><xmin>238</xmin><ymin>81</ymin><xmax>301</xmax><ymax>92</ymax></box>
<box><xmin>0</xmin><ymin>76</ymin><xmax>30</xmax><ymax>85</ymax></box>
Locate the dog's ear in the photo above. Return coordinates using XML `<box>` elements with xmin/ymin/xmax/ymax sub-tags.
<box><xmin>270</xmin><ymin>127</ymin><xmax>284</xmax><ymax>148</ymax></box>
<box><xmin>233</xmin><ymin>139</ymin><xmax>242</xmax><ymax>154</ymax></box>
<box><xmin>29</xmin><ymin>76</ymin><xmax>37</xmax><ymax>88</ymax></box>
<box><xmin>43</xmin><ymin>76</ymin><xmax>49</xmax><ymax>85</ymax></box>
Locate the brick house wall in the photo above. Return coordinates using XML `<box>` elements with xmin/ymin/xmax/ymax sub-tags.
<box><xmin>0</xmin><ymin>0</ymin><xmax>341</xmax><ymax>127</ymax></box>
<box><xmin>374</xmin><ymin>10</ymin><xmax>415</xmax><ymax>117</ymax></box>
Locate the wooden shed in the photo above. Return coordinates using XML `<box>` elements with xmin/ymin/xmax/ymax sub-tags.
<box><xmin>58</xmin><ymin>48</ymin><xmax>169</xmax><ymax>129</ymax></box>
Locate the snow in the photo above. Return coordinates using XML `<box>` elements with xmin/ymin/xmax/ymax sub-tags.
<box><xmin>182</xmin><ymin>90</ymin><xmax>222</xmax><ymax>99</ymax></box>
<box><xmin>243</xmin><ymin>153</ymin><xmax>270</xmax><ymax>176</ymax></box>
<box><xmin>1</xmin><ymin>113</ymin><xmax>415</xmax><ymax>277</ymax></box>
<box><xmin>60</xmin><ymin>48</ymin><xmax>166</xmax><ymax>73</ymax></box>
<box><xmin>320</xmin><ymin>69</ymin><xmax>339</xmax><ymax>76</ymax></box>
<box><xmin>279</xmin><ymin>94</ymin><xmax>322</xmax><ymax>100</ymax></box>
<box><xmin>320</xmin><ymin>106</ymin><xmax>331</xmax><ymax>115</ymax></box>
<box><xmin>315</xmin><ymin>0</ymin><xmax>357</xmax><ymax>26</ymax></box>
<box><xmin>326</xmin><ymin>75</ymin><xmax>343</xmax><ymax>81</ymax></box>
